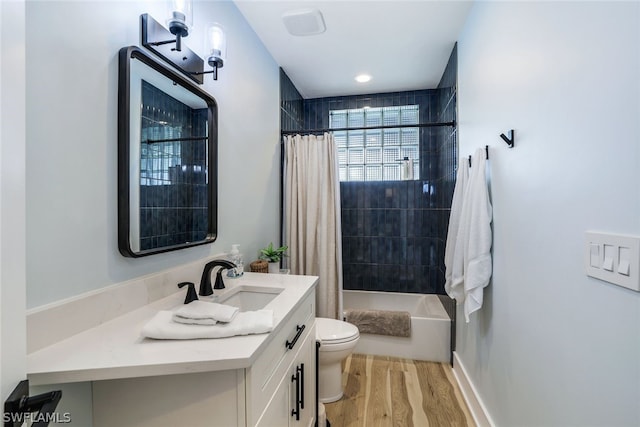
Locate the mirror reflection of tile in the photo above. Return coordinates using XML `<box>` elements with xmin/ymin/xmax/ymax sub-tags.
<box><xmin>139</xmin><ymin>80</ymin><xmax>209</xmax><ymax>251</ymax></box>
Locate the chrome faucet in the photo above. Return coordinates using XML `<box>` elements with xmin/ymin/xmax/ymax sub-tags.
<box><xmin>199</xmin><ymin>259</ymin><xmax>236</xmax><ymax>296</ymax></box>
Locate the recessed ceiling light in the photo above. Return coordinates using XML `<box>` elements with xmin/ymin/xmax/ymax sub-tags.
<box><xmin>355</xmin><ymin>74</ymin><xmax>372</xmax><ymax>83</ymax></box>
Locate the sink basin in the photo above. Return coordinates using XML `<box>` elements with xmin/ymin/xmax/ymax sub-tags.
<box><xmin>217</xmin><ymin>285</ymin><xmax>283</xmax><ymax>311</ymax></box>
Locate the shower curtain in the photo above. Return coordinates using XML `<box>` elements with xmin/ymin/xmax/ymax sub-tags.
<box><xmin>283</xmin><ymin>133</ymin><xmax>342</xmax><ymax>319</ymax></box>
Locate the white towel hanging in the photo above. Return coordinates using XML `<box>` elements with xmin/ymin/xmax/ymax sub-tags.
<box><xmin>444</xmin><ymin>157</ymin><xmax>469</xmax><ymax>302</ymax></box>
<box><xmin>462</xmin><ymin>147</ymin><xmax>493</xmax><ymax>322</ymax></box>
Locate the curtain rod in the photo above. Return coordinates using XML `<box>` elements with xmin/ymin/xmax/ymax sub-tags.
<box><xmin>281</xmin><ymin>121</ymin><xmax>455</xmax><ymax>135</ymax></box>
<box><xmin>142</xmin><ymin>136</ymin><xmax>208</xmax><ymax>144</ymax></box>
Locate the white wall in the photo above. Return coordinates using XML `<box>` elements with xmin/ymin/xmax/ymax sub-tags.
<box><xmin>1</xmin><ymin>0</ymin><xmax>27</xmax><ymax>401</ymax></box>
<box><xmin>25</xmin><ymin>0</ymin><xmax>280</xmax><ymax>308</ymax></box>
<box><xmin>456</xmin><ymin>1</ymin><xmax>640</xmax><ymax>426</ymax></box>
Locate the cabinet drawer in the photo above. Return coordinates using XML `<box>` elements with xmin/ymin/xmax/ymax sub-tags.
<box><xmin>247</xmin><ymin>290</ymin><xmax>315</xmax><ymax>423</ymax></box>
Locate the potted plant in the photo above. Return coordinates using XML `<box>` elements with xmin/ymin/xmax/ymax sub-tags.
<box><xmin>260</xmin><ymin>242</ymin><xmax>288</xmax><ymax>273</ymax></box>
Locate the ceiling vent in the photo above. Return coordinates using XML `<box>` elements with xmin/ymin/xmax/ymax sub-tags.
<box><xmin>282</xmin><ymin>9</ymin><xmax>326</xmax><ymax>36</ymax></box>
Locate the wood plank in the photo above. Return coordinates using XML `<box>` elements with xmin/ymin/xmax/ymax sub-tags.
<box><xmin>442</xmin><ymin>361</ymin><xmax>476</xmax><ymax>426</ymax></box>
<box><xmin>414</xmin><ymin>360</ymin><xmax>469</xmax><ymax>426</ymax></box>
<box><xmin>389</xmin><ymin>368</ymin><xmax>413</xmax><ymax>426</ymax></box>
<box><xmin>364</xmin><ymin>355</ymin><xmax>393</xmax><ymax>426</ymax></box>
<box><xmin>325</xmin><ymin>354</ymin><xmax>474</xmax><ymax>427</ymax></box>
<box><xmin>339</xmin><ymin>353</ymin><xmax>368</xmax><ymax>427</ymax></box>
<box><xmin>404</xmin><ymin>358</ymin><xmax>431</xmax><ymax>427</ymax></box>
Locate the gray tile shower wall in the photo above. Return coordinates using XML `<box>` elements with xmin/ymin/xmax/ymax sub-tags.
<box><xmin>436</xmin><ymin>43</ymin><xmax>458</xmax><ymax>294</ymax></box>
<box><xmin>302</xmin><ymin>84</ymin><xmax>456</xmax><ymax>294</ymax></box>
<box><xmin>280</xmin><ymin>68</ymin><xmax>304</xmax><ymax>131</ymax></box>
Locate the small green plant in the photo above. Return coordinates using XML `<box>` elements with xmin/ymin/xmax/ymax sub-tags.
<box><xmin>260</xmin><ymin>242</ymin><xmax>288</xmax><ymax>262</ymax></box>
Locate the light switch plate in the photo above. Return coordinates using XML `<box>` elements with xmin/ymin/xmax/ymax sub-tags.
<box><xmin>585</xmin><ymin>231</ymin><xmax>640</xmax><ymax>292</ymax></box>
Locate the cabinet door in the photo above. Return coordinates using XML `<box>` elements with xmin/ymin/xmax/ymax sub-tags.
<box><xmin>256</xmin><ymin>323</ymin><xmax>316</xmax><ymax>427</ymax></box>
<box><xmin>292</xmin><ymin>326</ymin><xmax>316</xmax><ymax>427</ymax></box>
<box><xmin>255</xmin><ymin>373</ymin><xmax>290</xmax><ymax>427</ymax></box>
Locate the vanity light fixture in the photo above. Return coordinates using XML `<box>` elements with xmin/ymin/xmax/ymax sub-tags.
<box><xmin>141</xmin><ymin>10</ymin><xmax>227</xmax><ymax>83</ymax></box>
<box><xmin>203</xmin><ymin>24</ymin><xmax>226</xmax><ymax>81</ymax></box>
<box><xmin>147</xmin><ymin>0</ymin><xmax>193</xmax><ymax>53</ymax></box>
<box><xmin>165</xmin><ymin>0</ymin><xmax>193</xmax><ymax>52</ymax></box>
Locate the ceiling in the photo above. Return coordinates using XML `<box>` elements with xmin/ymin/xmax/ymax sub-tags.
<box><xmin>233</xmin><ymin>0</ymin><xmax>473</xmax><ymax>99</ymax></box>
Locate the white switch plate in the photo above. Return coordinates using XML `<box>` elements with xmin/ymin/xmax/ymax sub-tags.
<box><xmin>585</xmin><ymin>231</ymin><xmax>640</xmax><ymax>292</ymax></box>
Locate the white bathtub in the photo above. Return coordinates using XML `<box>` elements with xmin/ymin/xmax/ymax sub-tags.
<box><xmin>342</xmin><ymin>290</ymin><xmax>451</xmax><ymax>362</ymax></box>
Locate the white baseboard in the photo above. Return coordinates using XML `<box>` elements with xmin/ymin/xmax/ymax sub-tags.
<box><xmin>452</xmin><ymin>351</ymin><xmax>495</xmax><ymax>427</ymax></box>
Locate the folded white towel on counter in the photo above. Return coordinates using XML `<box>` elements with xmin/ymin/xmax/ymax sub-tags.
<box><xmin>173</xmin><ymin>317</ymin><xmax>218</xmax><ymax>326</ymax></box>
<box><xmin>173</xmin><ymin>300</ymin><xmax>239</xmax><ymax>324</ymax></box>
<box><xmin>142</xmin><ymin>310</ymin><xmax>274</xmax><ymax>340</ymax></box>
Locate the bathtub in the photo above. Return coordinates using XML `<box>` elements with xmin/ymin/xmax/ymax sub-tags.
<box><xmin>342</xmin><ymin>290</ymin><xmax>451</xmax><ymax>362</ymax></box>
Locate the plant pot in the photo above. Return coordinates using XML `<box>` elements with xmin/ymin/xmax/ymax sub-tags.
<box><xmin>268</xmin><ymin>262</ymin><xmax>280</xmax><ymax>274</ymax></box>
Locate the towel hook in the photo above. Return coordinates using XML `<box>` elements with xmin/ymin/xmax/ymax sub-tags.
<box><xmin>500</xmin><ymin>129</ymin><xmax>515</xmax><ymax>148</ymax></box>
<box><xmin>467</xmin><ymin>146</ymin><xmax>490</xmax><ymax>167</ymax></box>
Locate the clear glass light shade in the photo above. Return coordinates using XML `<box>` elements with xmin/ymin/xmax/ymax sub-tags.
<box><xmin>207</xmin><ymin>24</ymin><xmax>226</xmax><ymax>63</ymax></box>
<box><xmin>167</xmin><ymin>0</ymin><xmax>193</xmax><ymax>35</ymax></box>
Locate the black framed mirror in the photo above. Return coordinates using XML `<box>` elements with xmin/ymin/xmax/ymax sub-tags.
<box><xmin>118</xmin><ymin>46</ymin><xmax>217</xmax><ymax>257</ymax></box>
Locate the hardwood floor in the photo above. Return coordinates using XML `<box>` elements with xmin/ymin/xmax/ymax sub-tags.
<box><xmin>324</xmin><ymin>354</ymin><xmax>475</xmax><ymax>427</ymax></box>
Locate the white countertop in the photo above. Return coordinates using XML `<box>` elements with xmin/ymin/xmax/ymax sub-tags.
<box><xmin>27</xmin><ymin>273</ymin><xmax>317</xmax><ymax>386</ymax></box>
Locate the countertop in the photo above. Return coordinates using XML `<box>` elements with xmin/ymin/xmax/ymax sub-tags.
<box><xmin>27</xmin><ymin>273</ymin><xmax>318</xmax><ymax>386</ymax></box>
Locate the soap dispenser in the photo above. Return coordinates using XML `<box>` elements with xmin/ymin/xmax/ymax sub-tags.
<box><xmin>227</xmin><ymin>244</ymin><xmax>244</xmax><ymax>277</ymax></box>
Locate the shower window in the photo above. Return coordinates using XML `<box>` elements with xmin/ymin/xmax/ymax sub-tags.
<box><xmin>330</xmin><ymin>105</ymin><xmax>419</xmax><ymax>181</ymax></box>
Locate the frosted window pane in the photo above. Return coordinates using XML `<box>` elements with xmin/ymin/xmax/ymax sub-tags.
<box><xmin>385</xmin><ymin>128</ymin><xmax>400</xmax><ymax>145</ymax></box>
<box><xmin>338</xmin><ymin>149</ymin><xmax>347</xmax><ymax>164</ymax></box>
<box><xmin>348</xmin><ymin>165</ymin><xmax>364</xmax><ymax>181</ymax></box>
<box><xmin>348</xmin><ymin>148</ymin><xmax>364</xmax><ymax>164</ymax></box>
<box><xmin>365</xmin><ymin>109</ymin><xmax>382</xmax><ymax>127</ymax></box>
<box><xmin>348</xmin><ymin>130</ymin><xmax>364</xmax><ymax>146</ymax></box>
<box><xmin>401</xmin><ymin>146</ymin><xmax>419</xmax><ymax>161</ymax></box>
<box><xmin>365</xmin><ymin>129</ymin><xmax>382</xmax><ymax>146</ymax></box>
<box><xmin>401</xmin><ymin>106</ymin><xmax>419</xmax><ymax>125</ymax></box>
<box><xmin>401</xmin><ymin>128</ymin><xmax>419</xmax><ymax>145</ymax></box>
<box><xmin>383</xmin><ymin>147</ymin><xmax>400</xmax><ymax>163</ymax></box>
<box><xmin>384</xmin><ymin>164</ymin><xmax>400</xmax><ymax>180</ymax></box>
<box><xmin>366</xmin><ymin>165</ymin><xmax>382</xmax><ymax>181</ymax></box>
<box><xmin>330</xmin><ymin>111</ymin><xmax>347</xmax><ymax>128</ymax></box>
<box><xmin>383</xmin><ymin>107</ymin><xmax>400</xmax><ymax>126</ymax></box>
<box><xmin>339</xmin><ymin>167</ymin><xmax>347</xmax><ymax>181</ymax></box>
<box><xmin>334</xmin><ymin>131</ymin><xmax>347</xmax><ymax>147</ymax></box>
<box><xmin>348</xmin><ymin>110</ymin><xmax>364</xmax><ymax>128</ymax></box>
<box><xmin>365</xmin><ymin>148</ymin><xmax>382</xmax><ymax>163</ymax></box>
<box><xmin>331</xmin><ymin>104</ymin><xmax>420</xmax><ymax>182</ymax></box>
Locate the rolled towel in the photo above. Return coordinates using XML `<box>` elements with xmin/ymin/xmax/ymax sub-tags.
<box><xmin>142</xmin><ymin>310</ymin><xmax>274</xmax><ymax>340</ymax></box>
<box><xmin>173</xmin><ymin>300</ymin><xmax>239</xmax><ymax>324</ymax></box>
<box><xmin>344</xmin><ymin>309</ymin><xmax>411</xmax><ymax>337</ymax></box>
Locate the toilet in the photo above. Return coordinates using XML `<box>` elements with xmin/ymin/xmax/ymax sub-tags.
<box><xmin>315</xmin><ymin>317</ymin><xmax>360</xmax><ymax>403</ymax></box>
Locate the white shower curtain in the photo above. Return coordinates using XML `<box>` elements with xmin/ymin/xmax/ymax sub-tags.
<box><xmin>283</xmin><ymin>133</ymin><xmax>342</xmax><ymax>319</ymax></box>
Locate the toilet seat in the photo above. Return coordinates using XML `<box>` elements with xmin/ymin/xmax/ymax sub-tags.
<box><xmin>315</xmin><ymin>317</ymin><xmax>359</xmax><ymax>345</ymax></box>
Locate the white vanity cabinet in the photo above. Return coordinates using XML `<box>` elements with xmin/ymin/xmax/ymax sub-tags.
<box><xmin>247</xmin><ymin>290</ymin><xmax>316</xmax><ymax>427</ymax></box>
<box><xmin>254</xmin><ymin>323</ymin><xmax>316</xmax><ymax>427</ymax></box>
<box><xmin>92</xmin><ymin>290</ymin><xmax>316</xmax><ymax>427</ymax></box>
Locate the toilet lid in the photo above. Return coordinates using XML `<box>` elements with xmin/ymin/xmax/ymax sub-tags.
<box><xmin>315</xmin><ymin>317</ymin><xmax>359</xmax><ymax>344</ymax></box>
